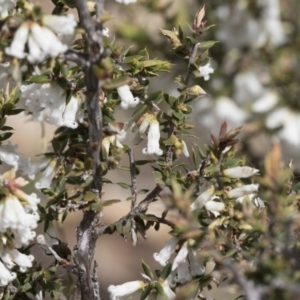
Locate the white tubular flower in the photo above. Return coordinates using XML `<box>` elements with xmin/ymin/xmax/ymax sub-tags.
<box><xmin>42</xmin><ymin>14</ymin><xmax>76</xmax><ymax>35</ymax></box>
<box><xmin>171</xmin><ymin>241</ymin><xmax>205</xmax><ymax>285</ymax></box>
<box><xmin>227</xmin><ymin>184</ymin><xmax>259</xmax><ymax>198</ymax></box>
<box><xmin>204</xmin><ymin>197</ymin><xmax>225</xmax><ymax>217</ymax></box>
<box><xmin>190</xmin><ymin>185</ymin><xmax>215</xmax><ymax>211</ymax></box>
<box><xmin>102</xmin><ymin>135</ymin><xmax>124</xmax><ymax>155</ymax></box>
<box><xmin>117</xmin><ymin>85</ymin><xmax>140</xmax><ymax>109</ymax></box>
<box><xmin>1</xmin><ymin>249</ymin><xmax>34</xmax><ymax>271</ymax></box>
<box><xmin>63</xmin><ymin>96</ymin><xmax>81</xmax><ymax>129</ymax></box>
<box><xmin>223</xmin><ymin>166</ymin><xmax>259</xmax><ymax>178</ymax></box>
<box><xmin>6</xmin><ymin>14</ymin><xmax>76</xmax><ymax>62</ymax></box>
<box><xmin>108</xmin><ymin>280</ymin><xmax>144</xmax><ymax>300</ymax></box>
<box><xmin>172</xmin><ymin>242</ymin><xmax>191</xmax><ymax>284</ymax></box>
<box><xmin>158</xmin><ymin>282</ymin><xmax>176</xmax><ymax>300</ymax></box>
<box><xmin>5</xmin><ymin>23</ymin><xmax>29</xmax><ymax>59</ymax></box>
<box><xmin>115</xmin><ymin>0</ymin><xmax>137</xmax><ymax>4</ymax></box>
<box><xmin>35</xmin><ymin>159</ymin><xmax>57</xmax><ymax>190</ymax></box>
<box><xmin>19</xmin><ymin>83</ymin><xmax>82</xmax><ymax>128</ymax></box>
<box><xmin>0</xmin><ymin>169</ymin><xmax>40</xmax><ymax>248</ymax></box>
<box><xmin>142</xmin><ymin>119</ymin><xmax>163</xmax><ymax>156</ymax></box>
<box><xmin>0</xmin><ymin>142</ymin><xmax>20</xmax><ymax>169</ymax></box>
<box><xmin>199</xmin><ymin>62</ymin><xmax>214</xmax><ymax>81</ymax></box>
<box><xmin>153</xmin><ymin>237</ymin><xmax>179</xmax><ymax>266</ymax></box>
<box><xmin>0</xmin><ymin>261</ymin><xmax>16</xmax><ymax>287</ymax></box>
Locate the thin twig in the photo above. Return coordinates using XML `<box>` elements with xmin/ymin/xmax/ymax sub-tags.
<box><xmin>63</xmin><ymin>50</ymin><xmax>88</xmax><ymax>68</ymax></box>
<box><xmin>128</xmin><ymin>147</ymin><xmax>138</xmax><ymax>209</ymax></box>
<box><xmin>197</xmin><ymin>155</ymin><xmax>210</xmax><ymax>195</ymax></box>
<box><xmin>96</xmin><ymin>185</ymin><xmax>163</xmax><ymax>235</ymax></box>
<box><xmin>185</xmin><ymin>42</ymin><xmax>200</xmax><ymax>86</ymax></box>
<box><xmin>92</xmin><ymin>261</ymin><xmax>101</xmax><ymax>300</ymax></box>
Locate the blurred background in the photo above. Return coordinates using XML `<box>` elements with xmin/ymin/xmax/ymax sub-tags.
<box><xmin>5</xmin><ymin>0</ymin><xmax>299</xmax><ymax>298</ymax></box>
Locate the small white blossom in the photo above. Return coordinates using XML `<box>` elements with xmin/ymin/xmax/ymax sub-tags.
<box><xmin>117</xmin><ymin>85</ymin><xmax>140</xmax><ymax>109</ymax></box>
<box><xmin>153</xmin><ymin>237</ymin><xmax>179</xmax><ymax>266</ymax></box>
<box><xmin>199</xmin><ymin>62</ymin><xmax>214</xmax><ymax>81</ymax></box>
<box><xmin>108</xmin><ymin>280</ymin><xmax>144</xmax><ymax>300</ymax></box>
<box><xmin>223</xmin><ymin>166</ymin><xmax>259</xmax><ymax>178</ymax></box>
<box><xmin>181</xmin><ymin>140</ymin><xmax>189</xmax><ymax>157</ymax></box>
<box><xmin>227</xmin><ymin>184</ymin><xmax>259</xmax><ymax>198</ymax></box>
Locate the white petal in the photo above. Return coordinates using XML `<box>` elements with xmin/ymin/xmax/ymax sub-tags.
<box><xmin>153</xmin><ymin>237</ymin><xmax>179</xmax><ymax>266</ymax></box>
<box><xmin>227</xmin><ymin>184</ymin><xmax>259</xmax><ymax>198</ymax></box>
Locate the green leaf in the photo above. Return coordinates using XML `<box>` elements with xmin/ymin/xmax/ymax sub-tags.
<box><xmin>102</xmin><ymin>76</ymin><xmax>130</xmax><ymax>89</ymax></box>
<box><xmin>29</xmin><ymin>74</ymin><xmax>52</xmax><ymax>83</ymax></box>
<box><xmin>199</xmin><ymin>40</ymin><xmax>219</xmax><ymax>49</ymax></box>
<box><xmin>140</xmin><ymin>286</ymin><xmax>151</xmax><ymax>300</ymax></box>
<box><xmin>159</xmin><ymin>262</ymin><xmax>172</xmax><ymax>280</ymax></box>
<box><xmin>142</xmin><ymin>260</ymin><xmax>154</xmax><ymax>280</ymax></box>
<box><xmin>102</xmin><ymin>199</ymin><xmax>121</xmax><ymax>206</ymax></box>
<box><xmin>116</xmin><ymin>182</ymin><xmax>131</xmax><ymax>189</ymax></box>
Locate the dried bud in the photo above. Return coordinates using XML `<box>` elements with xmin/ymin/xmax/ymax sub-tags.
<box><xmin>193</xmin><ymin>5</ymin><xmax>205</xmax><ymax>30</ymax></box>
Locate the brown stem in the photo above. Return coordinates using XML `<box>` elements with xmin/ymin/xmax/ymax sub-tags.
<box><xmin>73</xmin><ymin>0</ymin><xmax>105</xmax><ymax>299</ymax></box>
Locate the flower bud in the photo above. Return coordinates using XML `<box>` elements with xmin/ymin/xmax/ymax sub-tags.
<box><xmin>223</xmin><ymin>166</ymin><xmax>259</xmax><ymax>178</ymax></box>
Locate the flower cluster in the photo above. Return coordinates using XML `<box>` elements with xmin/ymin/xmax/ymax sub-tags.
<box><xmin>0</xmin><ymin>169</ymin><xmax>40</xmax><ymax>286</ymax></box>
<box><xmin>19</xmin><ymin>83</ymin><xmax>82</xmax><ymax>128</ymax></box>
<box><xmin>5</xmin><ymin>14</ymin><xmax>76</xmax><ymax>63</ymax></box>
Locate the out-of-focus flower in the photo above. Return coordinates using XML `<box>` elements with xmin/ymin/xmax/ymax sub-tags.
<box><xmin>190</xmin><ymin>185</ymin><xmax>215</xmax><ymax>211</ymax></box>
<box><xmin>199</xmin><ymin>62</ymin><xmax>214</xmax><ymax>81</ymax></box>
<box><xmin>102</xmin><ymin>28</ymin><xmax>109</xmax><ymax>37</ymax></box>
<box><xmin>115</xmin><ymin>0</ymin><xmax>137</xmax><ymax>4</ymax></box>
<box><xmin>0</xmin><ymin>0</ymin><xmax>15</xmax><ymax>17</ymax></box>
<box><xmin>117</xmin><ymin>85</ymin><xmax>140</xmax><ymax>109</ymax></box>
<box><xmin>236</xmin><ymin>193</ymin><xmax>265</xmax><ymax>208</ymax></box>
<box><xmin>108</xmin><ymin>280</ymin><xmax>144</xmax><ymax>300</ymax></box>
<box><xmin>217</xmin><ymin>0</ymin><xmax>285</xmax><ymax>49</ymax></box>
<box><xmin>226</xmin><ymin>184</ymin><xmax>259</xmax><ymax>198</ymax></box>
<box><xmin>19</xmin><ymin>83</ymin><xmax>82</xmax><ymax>128</ymax></box>
<box><xmin>196</xmin><ymin>96</ymin><xmax>248</xmax><ymax>129</ymax></box>
<box><xmin>138</xmin><ymin>114</ymin><xmax>163</xmax><ymax>156</ymax></box>
<box><xmin>5</xmin><ymin>14</ymin><xmax>76</xmax><ymax>62</ymax></box>
<box><xmin>265</xmin><ymin>107</ymin><xmax>300</xmax><ymax>146</ymax></box>
<box><xmin>223</xmin><ymin>166</ymin><xmax>259</xmax><ymax>178</ymax></box>
<box><xmin>42</xmin><ymin>14</ymin><xmax>76</xmax><ymax>36</ymax></box>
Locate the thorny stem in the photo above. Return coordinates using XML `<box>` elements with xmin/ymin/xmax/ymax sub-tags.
<box><xmin>197</xmin><ymin>155</ymin><xmax>210</xmax><ymax>195</ymax></box>
<box><xmin>73</xmin><ymin>0</ymin><xmax>104</xmax><ymax>299</ymax></box>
